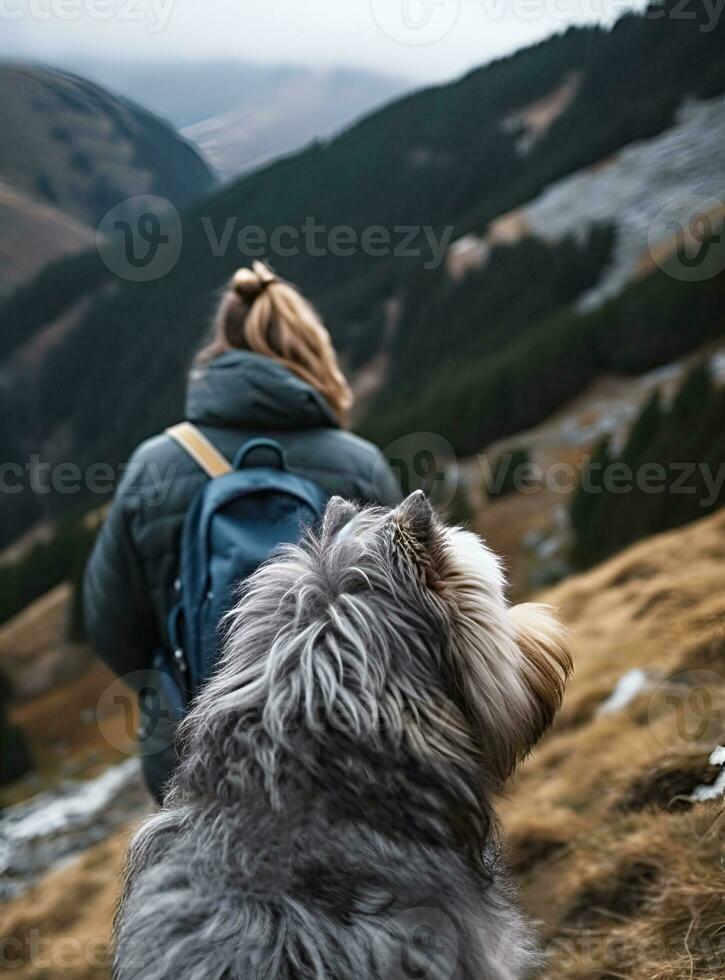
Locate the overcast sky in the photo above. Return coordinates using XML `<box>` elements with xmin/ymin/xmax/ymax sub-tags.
<box><xmin>2</xmin><ymin>0</ymin><xmax>646</xmax><ymax>83</ymax></box>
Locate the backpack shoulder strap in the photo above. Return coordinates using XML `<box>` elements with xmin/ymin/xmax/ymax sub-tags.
<box><xmin>166</xmin><ymin>422</ymin><xmax>233</xmax><ymax>479</ymax></box>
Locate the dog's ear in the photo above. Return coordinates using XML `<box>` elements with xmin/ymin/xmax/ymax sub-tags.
<box><xmin>392</xmin><ymin>491</ymin><xmax>444</xmax><ymax>585</ymax></box>
<box><xmin>394</xmin><ymin>490</ymin><xmax>436</xmax><ymax>547</ymax></box>
<box><xmin>322</xmin><ymin>495</ymin><xmax>360</xmax><ymax>539</ymax></box>
<box><xmin>510</xmin><ymin>602</ymin><xmax>572</xmax><ymax>749</ymax></box>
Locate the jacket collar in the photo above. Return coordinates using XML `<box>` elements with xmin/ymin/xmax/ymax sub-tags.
<box><xmin>185</xmin><ymin>350</ymin><xmax>338</xmax><ymax>431</ymax></box>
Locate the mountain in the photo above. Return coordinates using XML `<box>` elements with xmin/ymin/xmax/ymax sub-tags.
<box><xmin>0</xmin><ymin>63</ymin><xmax>215</xmax><ymax>290</ymax></box>
<box><xmin>0</xmin><ymin>64</ymin><xmax>215</xmax><ymax>226</ymax></box>
<box><xmin>67</xmin><ymin>59</ymin><xmax>408</xmax><ymax>135</ymax></box>
<box><xmin>2</xmin><ymin>6</ymin><xmax>725</xmax><ymax>547</ymax></box>
<box><xmin>59</xmin><ymin>57</ymin><xmax>409</xmax><ymax>180</ymax></box>
<box><xmin>182</xmin><ymin>67</ymin><xmax>410</xmax><ymax>181</ymax></box>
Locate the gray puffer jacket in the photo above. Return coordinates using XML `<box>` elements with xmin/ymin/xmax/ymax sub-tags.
<box><xmin>83</xmin><ymin>350</ymin><xmax>401</xmax><ymax>684</ymax></box>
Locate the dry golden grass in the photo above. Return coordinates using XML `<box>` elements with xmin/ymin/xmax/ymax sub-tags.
<box><xmin>502</xmin><ymin>509</ymin><xmax>725</xmax><ymax>979</ymax></box>
<box><xmin>0</xmin><ymin>584</ymin><xmax>92</xmax><ymax>701</ymax></box>
<box><xmin>3</xmin><ymin>660</ymin><xmax>138</xmax><ymax>806</ymax></box>
<box><xmin>0</xmin><ymin>582</ymin><xmax>139</xmax><ymax>807</ymax></box>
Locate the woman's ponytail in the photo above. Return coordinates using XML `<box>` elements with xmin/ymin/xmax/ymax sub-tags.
<box><xmin>196</xmin><ymin>261</ymin><xmax>353</xmax><ymax>425</ymax></box>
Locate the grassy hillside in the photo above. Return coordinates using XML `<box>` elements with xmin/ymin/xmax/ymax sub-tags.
<box><xmin>0</xmin><ymin>582</ymin><xmax>140</xmax><ymax>805</ymax></box>
<box><xmin>2</xmin><ymin>505</ymin><xmax>723</xmax><ymax>978</ymax></box>
<box><xmin>0</xmin><ymin>179</ymin><xmax>94</xmax><ymax>291</ymax></box>
<box><xmin>0</xmin><ymin>64</ymin><xmax>214</xmax><ymax>229</ymax></box>
<box><xmin>503</xmin><ymin>507</ymin><xmax>725</xmax><ymax>979</ymax></box>
<box><xmin>0</xmin><ymin>63</ymin><xmax>215</xmax><ymax>296</ymax></box>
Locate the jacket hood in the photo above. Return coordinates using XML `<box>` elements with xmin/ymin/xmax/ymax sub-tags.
<box><xmin>185</xmin><ymin>350</ymin><xmax>339</xmax><ymax>431</ymax></box>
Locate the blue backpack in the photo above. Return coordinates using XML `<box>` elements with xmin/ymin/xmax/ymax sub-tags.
<box><xmin>154</xmin><ymin>423</ymin><xmax>328</xmax><ymax>718</ymax></box>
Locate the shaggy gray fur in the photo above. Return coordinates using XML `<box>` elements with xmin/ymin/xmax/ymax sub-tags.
<box><xmin>115</xmin><ymin>492</ymin><xmax>571</xmax><ymax>979</ymax></box>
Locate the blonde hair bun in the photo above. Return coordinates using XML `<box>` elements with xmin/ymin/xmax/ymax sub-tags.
<box><xmin>232</xmin><ymin>261</ymin><xmax>276</xmax><ymax>302</ymax></box>
<box><xmin>199</xmin><ymin>259</ymin><xmax>353</xmax><ymax>425</ymax></box>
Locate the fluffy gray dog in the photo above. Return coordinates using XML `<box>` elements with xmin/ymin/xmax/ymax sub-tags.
<box><xmin>115</xmin><ymin>491</ymin><xmax>571</xmax><ymax>980</ymax></box>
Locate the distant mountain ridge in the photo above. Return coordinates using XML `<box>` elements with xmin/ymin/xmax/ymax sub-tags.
<box><xmin>59</xmin><ymin>56</ymin><xmax>409</xmax><ymax>181</ymax></box>
<box><xmin>182</xmin><ymin>67</ymin><xmax>410</xmax><ymax>180</ymax></box>
<box><xmin>56</xmin><ymin>58</ymin><xmax>369</xmax><ymax>129</ymax></box>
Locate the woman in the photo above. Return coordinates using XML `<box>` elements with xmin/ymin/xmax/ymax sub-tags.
<box><xmin>83</xmin><ymin>261</ymin><xmax>401</xmax><ymax>801</ymax></box>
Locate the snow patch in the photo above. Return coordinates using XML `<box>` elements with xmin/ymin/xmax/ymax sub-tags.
<box><xmin>524</xmin><ymin>97</ymin><xmax>725</xmax><ymax>310</ymax></box>
<box><xmin>690</xmin><ymin>746</ymin><xmax>725</xmax><ymax>802</ymax></box>
<box><xmin>0</xmin><ymin>758</ymin><xmax>149</xmax><ymax>899</ymax></box>
<box><xmin>598</xmin><ymin>668</ymin><xmax>650</xmax><ymax>715</ymax></box>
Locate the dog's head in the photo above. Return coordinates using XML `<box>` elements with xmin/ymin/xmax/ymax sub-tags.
<box><xmin>196</xmin><ymin>491</ymin><xmax>571</xmax><ymax>793</ymax></box>
<box><xmin>319</xmin><ymin>491</ymin><xmax>572</xmax><ymax>786</ymax></box>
